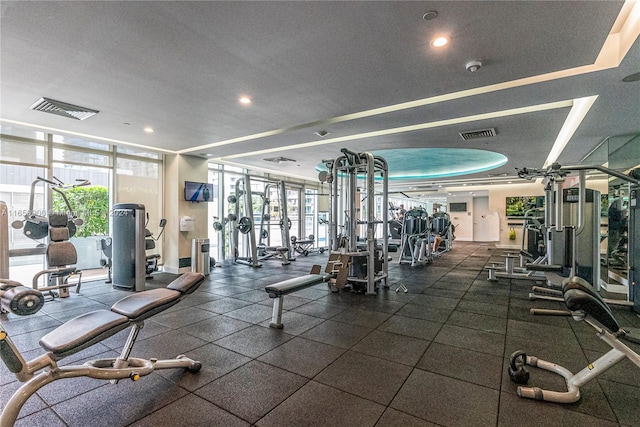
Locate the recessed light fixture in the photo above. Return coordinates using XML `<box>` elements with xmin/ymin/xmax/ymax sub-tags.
<box><xmin>431</xmin><ymin>36</ymin><xmax>448</xmax><ymax>48</ymax></box>
<box><xmin>239</xmin><ymin>96</ymin><xmax>252</xmax><ymax>104</ymax></box>
<box><xmin>144</xmin><ymin>127</ymin><xmax>154</xmax><ymax>133</ymax></box>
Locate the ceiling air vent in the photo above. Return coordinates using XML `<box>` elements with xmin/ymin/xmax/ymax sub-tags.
<box><xmin>459</xmin><ymin>127</ymin><xmax>496</xmax><ymax>140</ymax></box>
<box><xmin>263</xmin><ymin>157</ymin><xmax>296</xmax><ymax>164</ymax></box>
<box><xmin>30</xmin><ymin>97</ymin><xmax>99</xmax><ymax>121</ymax></box>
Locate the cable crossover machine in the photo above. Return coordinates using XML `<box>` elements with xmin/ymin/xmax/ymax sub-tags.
<box><xmin>322</xmin><ymin>148</ymin><xmax>389</xmax><ymax>295</ymax></box>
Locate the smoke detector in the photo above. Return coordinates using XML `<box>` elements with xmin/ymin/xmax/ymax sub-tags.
<box><xmin>466</xmin><ymin>61</ymin><xmax>482</xmax><ymax>72</ymax></box>
<box><xmin>30</xmin><ymin>97</ymin><xmax>99</xmax><ymax>120</ymax></box>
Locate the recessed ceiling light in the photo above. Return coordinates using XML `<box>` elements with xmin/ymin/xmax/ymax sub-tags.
<box><xmin>239</xmin><ymin>96</ymin><xmax>252</xmax><ymax>104</ymax></box>
<box><xmin>144</xmin><ymin>127</ymin><xmax>154</xmax><ymax>133</ymax></box>
<box><xmin>431</xmin><ymin>37</ymin><xmax>448</xmax><ymax>48</ymax></box>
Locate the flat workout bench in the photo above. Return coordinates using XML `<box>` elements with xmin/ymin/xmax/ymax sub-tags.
<box><xmin>0</xmin><ymin>272</ymin><xmax>205</xmax><ymax>426</ymax></box>
<box><xmin>265</xmin><ymin>265</ymin><xmax>333</xmax><ymax>329</ymax></box>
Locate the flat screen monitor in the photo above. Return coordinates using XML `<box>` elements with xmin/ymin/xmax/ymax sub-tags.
<box><xmin>506</xmin><ymin>196</ymin><xmax>544</xmax><ymax>217</ymax></box>
<box><xmin>449</xmin><ymin>202</ymin><xmax>467</xmax><ymax>212</ymax></box>
<box><xmin>184</xmin><ymin>181</ymin><xmax>213</xmax><ymax>202</ymax></box>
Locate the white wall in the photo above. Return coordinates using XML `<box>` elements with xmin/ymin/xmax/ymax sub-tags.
<box><xmin>445</xmin><ymin>178</ymin><xmax>608</xmax><ymax>246</ymax></box>
<box><xmin>448</xmin><ymin>195</ymin><xmax>473</xmax><ymax>241</ymax></box>
<box><xmin>164</xmin><ymin>154</ymin><xmax>209</xmax><ymax>273</ymax></box>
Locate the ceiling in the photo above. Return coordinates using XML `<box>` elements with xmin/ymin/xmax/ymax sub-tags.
<box><xmin>1</xmin><ymin>1</ymin><xmax>639</xmax><ymax>196</ymax></box>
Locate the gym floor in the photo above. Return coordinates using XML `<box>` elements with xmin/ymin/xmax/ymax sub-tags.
<box><xmin>1</xmin><ymin>241</ymin><xmax>639</xmax><ymax>426</ymax></box>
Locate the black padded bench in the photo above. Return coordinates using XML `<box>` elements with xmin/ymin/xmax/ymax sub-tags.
<box><xmin>265</xmin><ymin>266</ymin><xmax>333</xmax><ymax>329</ymax></box>
<box><xmin>0</xmin><ymin>272</ymin><xmax>206</xmax><ymax>426</ymax></box>
<box><xmin>510</xmin><ymin>275</ymin><xmax>640</xmax><ymax>404</ymax></box>
<box><xmin>40</xmin><ymin>272</ymin><xmax>205</xmax><ymax>360</ymax></box>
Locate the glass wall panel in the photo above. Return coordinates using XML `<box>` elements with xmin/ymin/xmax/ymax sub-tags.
<box><xmin>604</xmin><ymin>134</ymin><xmax>640</xmax><ymax>297</ymax></box>
<box><xmin>116</xmin><ymin>156</ymin><xmax>162</xmax><ymax>262</ymax></box>
<box><xmin>0</xmin><ymin>124</ymin><xmax>46</xmax><ymax>140</ymax></box>
<box><xmin>117</xmin><ymin>146</ymin><xmax>160</xmax><ymax>159</ymax></box>
<box><xmin>304</xmin><ymin>190</ymin><xmax>316</xmax><ymax>245</ymax></box>
<box><xmin>53</xmin><ymin>148</ymin><xmax>111</xmax><ymax>167</ymax></box>
<box><xmin>52</xmin><ymin>134</ymin><xmax>110</xmax><ymax>151</ymax></box>
<box><xmin>52</xmin><ymin>163</ymin><xmax>111</xmax><ymax>270</ymax></box>
<box><xmin>0</xmin><ymin>163</ymin><xmax>47</xmax><ymax>284</ymax></box>
<box><xmin>1</xmin><ymin>137</ymin><xmax>47</xmax><ymax>165</ymax></box>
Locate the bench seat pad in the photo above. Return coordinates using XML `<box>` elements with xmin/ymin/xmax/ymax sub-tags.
<box><xmin>562</xmin><ymin>276</ymin><xmax>620</xmax><ymax>333</ymax></box>
<box><xmin>265</xmin><ymin>274</ymin><xmax>325</xmax><ymax>297</ymax></box>
<box><xmin>167</xmin><ymin>272</ymin><xmax>205</xmax><ymax>295</ymax></box>
<box><xmin>111</xmin><ymin>288</ymin><xmax>181</xmax><ymax>321</ymax></box>
<box><xmin>40</xmin><ymin>310</ymin><xmax>129</xmax><ymax>359</ymax></box>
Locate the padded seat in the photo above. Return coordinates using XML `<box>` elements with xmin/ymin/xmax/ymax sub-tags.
<box><xmin>562</xmin><ymin>276</ymin><xmax>620</xmax><ymax>333</ymax></box>
<box><xmin>265</xmin><ymin>274</ymin><xmax>329</xmax><ymax>298</ymax></box>
<box><xmin>111</xmin><ymin>288</ymin><xmax>181</xmax><ymax>321</ymax></box>
<box><xmin>167</xmin><ymin>272</ymin><xmax>204</xmax><ymax>294</ymax></box>
<box><xmin>40</xmin><ymin>310</ymin><xmax>129</xmax><ymax>360</ymax></box>
<box><xmin>39</xmin><ymin>273</ymin><xmax>205</xmax><ymax>361</ymax></box>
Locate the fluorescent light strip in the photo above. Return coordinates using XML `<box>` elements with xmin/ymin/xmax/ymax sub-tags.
<box><xmin>0</xmin><ymin>119</ymin><xmax>175</xmax><ymax>154</ymax></box>
<box><xmin>221</xmin><ymin>99</ymin><xmax>573</xmax><ymax>160</ymax></box>
<box><xmin>543</xmin><ymin>95</ymin><xmax>598</xmax><ymax>168</ymax></box>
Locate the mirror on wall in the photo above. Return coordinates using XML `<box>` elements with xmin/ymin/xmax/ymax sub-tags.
<box><xmin>600</xmin><ymin>134</ymin><xmax>640</xmax><ymax>296</ymax></box>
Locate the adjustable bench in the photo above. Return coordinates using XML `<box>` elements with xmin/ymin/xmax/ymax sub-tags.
<box><xmin>508</xmin><ymin>276</ymin><xmax>640</xmax><ymax>403</ymax></box>
<box><xmin>265</xmin><ymin>265</ymin><xmax>333</xmax><ymax>329</ymax></box>
<box><xmin>0</xmin><ymin>272</ymin><xmax>205</xmax><ymax>426</ymax></box>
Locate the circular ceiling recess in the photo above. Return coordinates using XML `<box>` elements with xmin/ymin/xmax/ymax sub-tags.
<box><xmin>317</xmin><ymin>148</ymin><xmax>507</xmax><ymax>180</ymax></box>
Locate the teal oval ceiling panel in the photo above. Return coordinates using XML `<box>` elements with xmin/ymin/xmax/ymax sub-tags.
<box><xmin>317</xmin><ymin>148</ymin><xmax>507</xmax><ymax>180</ymax></box>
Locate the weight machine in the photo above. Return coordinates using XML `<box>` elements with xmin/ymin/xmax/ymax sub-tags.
<box><xmin>323</xmin><ymin>148</ymin><xmax>388</xmax><ymax>295</ymax></box>
<box><xmin>228</xmin><ymin>175</ymin><xmax>261</xmax><ymax>267</ymax></box>
<box><xmin>397</xmin><ymin>208</ymin><xmax>433</xmax><ymax>266</ymax></box>
<box><xmin>518</xmin><ymin>163</ymin><xmax>640</xmax><ymax>313</ymax></box>
<box><xmin>10</xmin><ymin>176</ymin><xmax>89</xmax><ymax>298</ymax></box>
<box><xmin>256</xmin><ymin>180</ymin><xmax>294</xmax><ymax>264</ymax></box>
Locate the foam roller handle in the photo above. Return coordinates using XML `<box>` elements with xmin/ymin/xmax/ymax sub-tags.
<box><xmin>1</xmin><ymin>285</ymin><xmax>45</xmax><ymax>316</ymax></box>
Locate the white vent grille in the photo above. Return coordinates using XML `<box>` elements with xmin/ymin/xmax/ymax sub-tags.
<box><xmin>264</xmin><ymin>157</ymin><xmax>296</xmax><ymax>164</ymax></box>
<box><xmin>459</xmin><ymin>127</ymin><xmax>496</xmax><ymax>140</ymax></box>
<box><xmin>30</xmin><ymin>97</ymin><xmax>99</xmax><ymax>121</ymax></box>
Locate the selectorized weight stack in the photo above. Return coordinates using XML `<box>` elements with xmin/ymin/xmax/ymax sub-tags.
<box><xmin>111</xmin><ymin>203</ymin><xmax>146</xmax><ymax>291</ymax></box>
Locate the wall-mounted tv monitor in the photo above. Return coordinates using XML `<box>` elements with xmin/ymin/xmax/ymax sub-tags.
<box><xmin>449</xmin><ymin>202</ymin><xmax>467</xmax><ymax>212</ymax></box>
<box><xmin>184</xmin><ymin>181</ymin><xmax>213</xmax><ymax>202</ymax></box>
<box><xmin>506</xmin><ymin>196</ymin><xmax>544</xmax><ymax>217</ymax></box>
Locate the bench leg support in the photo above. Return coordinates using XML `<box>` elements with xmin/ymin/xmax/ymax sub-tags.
<box><xmin>269</xmin><ymin>296</ymin><xmax>285</xmax><ymax>329</ymax></box>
